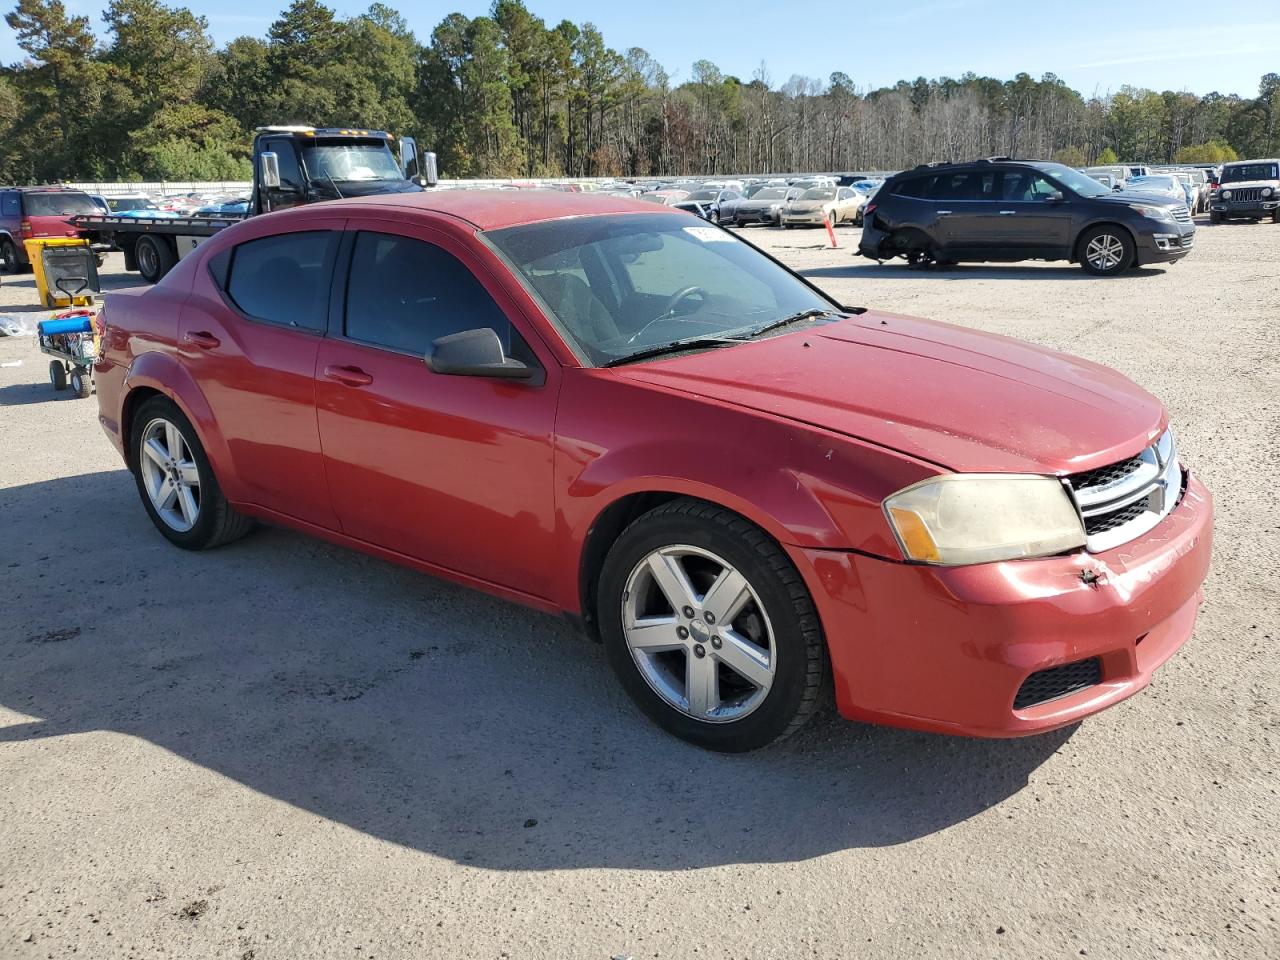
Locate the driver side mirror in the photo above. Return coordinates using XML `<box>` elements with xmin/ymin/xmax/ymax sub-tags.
<box><xmin>1044</xmin><ymin>190</ymin><xmax>1065</xmax><ymax>202</ymax></box>
<box><xmin>427</xmin><ymin>327</ymin><xmax>542</xmax><ymax>384</ymax></box>
<box><xmin>260</xmin><ymin>152</ymin><xmax>281</xmax><ymax>190</ymax></box>
<box><xmin>1112</xmin><ymin>183</ymin><xmax>1123</xmax><ymax>191</ymax></box>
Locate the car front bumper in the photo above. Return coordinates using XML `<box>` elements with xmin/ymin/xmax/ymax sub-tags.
<box><xmin>792</xmin><ymin>471</ymin><xmax>1213</xmax><ymax>738</ymax></box>
<box><xmin>1211</xmin><ymin>199</ymin><xmax>1279</xmax><ymax>216</ymax></box>
<box><xmin>1136</xmin><ymin>219</ymin><xmax>1196</xmax><ymax>265</ymax></box>
<box><xmin>781</xmin><ymin>212</ymin><xmax>828</xmax><ymax>226</ymax></box>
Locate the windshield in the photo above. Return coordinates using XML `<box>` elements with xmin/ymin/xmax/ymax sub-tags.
<box><xmin>24</xmin><ymin>192</ymin><xmax>98</xmax><ymax>217</ymax></box>
<box><xmin>687</xmin><ymin>190</ymin><xmax>719</xmax><ymax>201</ymax></box>
<box><xmin>486</xmin><ymin>213</ymin><xmax>832</xmax><ymax>366</ymax></box>
<box><xmin>1130</xmin><ymin>176</ymin><xmax>1176</xmax><ymax>190</ymax></box>
<box><xmin>753</xmin><ymin>188</ymin><xmax>787</xmax><ymax>200</ymax></box>
<box><xmin>299</xmin><ymin>139</ymin><xmax>403</xmax><ymax>182</ymax></box>
<box><xmin>800</xmin><ymin>188</ymin><xmax>836</xmax><ymax>201</ymax></box>
<box><xmin>1220</xmin><ymin>163</ymin><xmax>1278</xmax><ymax>183</ymax></box>
<box><xmin>108</xmin><ymin>197</ymin><xmax>156</xmax><ymax>212</ymax></box>
<box><xmin>852</xmin><ymin>182</ymin><xmax>879</xmax><ymax>194</ymax></box>
<box><xmin>1036</xmin><ymin>163</ymin><xmax>1110</xmax><ymax>198</ymax></box>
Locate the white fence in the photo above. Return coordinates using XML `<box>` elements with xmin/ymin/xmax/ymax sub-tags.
<box><xmin>63</xmin><ymin>177</ymin><xmax>619</xmax><ymax>197</ymax></box>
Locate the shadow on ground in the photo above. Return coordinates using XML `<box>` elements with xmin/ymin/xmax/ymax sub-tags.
<box><xmin>0</xmin><ymin>471</ymin><xmax>1072</xmax><ymax>870</ymax></box>
<box><xmin>801</xmin><ymin>262</ymin><xmax>1170</xmax><ymax>281</ymax></box>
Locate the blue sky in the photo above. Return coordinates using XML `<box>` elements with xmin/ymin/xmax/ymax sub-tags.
<box><xmin>3</xmin><ymin>0</ymin><xmax>1275</xmax><ymax>98</ymax></box>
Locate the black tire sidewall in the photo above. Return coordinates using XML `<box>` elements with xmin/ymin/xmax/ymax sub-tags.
<box><xmin>597</xmin><ymin>507</ymin><xmax>820</xmax><ymax>752</ymax></box>
<box><xmin>1078</xmin><ymin>226</ymin><xmax>1134</xmax><ymax>276</ymax></box>
<box><xmin>131</xmin><ymin>397</ymin><xmax>225</xmax><ymax>549</ymax></box>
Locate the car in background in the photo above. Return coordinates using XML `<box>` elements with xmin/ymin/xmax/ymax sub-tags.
<box><xmin>729</xmin><ymin>186</ymin><xmax>796</xmax><ymax>226</ymax></box>
<box><xmin>1164</xmin><ymin>172</ymin><xmax>1204</xmax><ymax>214</ymax></box>
<box><xmin>638</xmin><ymin>189</ymin><xmax>692</xmax><ymax>208</ymax></box>
<box><xmin>684</xmin><ymin>187</ymin><xmax>745</xmax><ymax>224</ymax></box>
<box><xmin>0</xmin><ymin>186</ymin><xmax>102</xmax><ymax>273</ymax></box>
<box><xmin>1084</xmin><ymin>172</ymin><xmax>1125</xmax><ymax>192</ymax></box>
<box><xmin>88</xmin><ymin>194</ymin><xmax>111</xmax><ymax>213</ymax></box>
<box><xmin>194</xmin><ymin>198</ymin><xmax>251</xmax><ymax>217</ymax></box>
<box><xmin>859</xmin><ymin>159</ymin><xmax>1195</xmax><ymax>275</ymax></box>
<box><xmin>781</xmin><ymin>186</ymin><xmax>864</xmax><ymax>227</ymax></box>
<box><xmin>1210</xmin><ymin>159</ymin><xmax>1280</xmax><ymax>223</ymax></box>
<box><xmin>106</xmin><ymin>195</ymin><xmax>182</xmax><ymax>219</ymax></box>
<box><xmin>95</xmin><ymin>190</ymin><xmax>1212</xmax><ymax>752</ymax></box>
<box><xmin>1123</xmin><ymin>176</ymin><xmax>1186</xmax><ymax>205</ymax></box>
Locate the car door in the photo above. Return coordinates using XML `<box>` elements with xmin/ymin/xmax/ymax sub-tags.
<box><xmin>178</xmin><ymin>218</ymin><xmax>344</xmax><ymax>528</ymax></box>
<box><xmin>985</xmin><ymin>170</ymin><xmax>1073</xmax><ymax>255</ymax></box>
<box><xmin>313</xmin><ymin>220</ymin><xmax>560</xmax><ymax>598</ymax></box>
<box><xmin>929</xmin><ymin>171</ymin><xmax>999</xmax><ymax>255</ymax></box>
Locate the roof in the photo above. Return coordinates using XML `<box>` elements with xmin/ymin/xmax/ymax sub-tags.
<box><xmin>330</xmin><ymin>189</ymin><xmax>681</xmax><ymax>231</ymax></box>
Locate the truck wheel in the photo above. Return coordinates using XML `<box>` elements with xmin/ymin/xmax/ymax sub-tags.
<box><xmin>49</xmin><ymin>360</ymin><xmax>67</xmax><ymax>391</ymax></box>
<box><xmin>1209</xmin><ymin>211</ymin><xmax>1221</xmax><ymax>224</ymax></box>
<box><xmin>135</xmin><ymin>234</ymin><xmax>177</xmax><ymax>284</ymax></box>
<box><xmin>69</xmin><ymin>366</ymin><xmax>92</xmax><ymax>399</ymax></box>
<box><xmin>1272</xmin><ymin>209</ymin><xmax>1280</xmax><ymax>224</ymax></box>
<box><xmin>0</xmin><ymin>238</ymin><xmax>18</xmax><ymax>275</ymax></box>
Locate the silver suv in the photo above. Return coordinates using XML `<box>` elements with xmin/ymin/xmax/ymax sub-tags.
<box><xmin>1210</xmin><ymin>159</ymin><xmax>1280</xmax><ymax>224</ymax></box>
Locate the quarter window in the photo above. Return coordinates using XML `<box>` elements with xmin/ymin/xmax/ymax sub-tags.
<box><xmin>1</xmin><ymin>192</ymin><xmax>19</xmax><ymax>216</ymax></box>
<box><xmin>894</xmin><ymin>176</ymin><xmax>936</xmax><ymax>199</ymax></box>
<box><xmin>343</xmin><ymin>231</ymin><xmax>511</xmax><ymax>355</ymax></box>
<box><xmin>224</xmin><ymin>230</ymin><xmax>336</xmax><ymax>331</ymax></box>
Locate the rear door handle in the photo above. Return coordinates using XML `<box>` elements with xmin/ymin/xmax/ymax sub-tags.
<box><xmin>183</xmin><ymin>331</ymin><xmax>220</xmax><ymax>349</ymax></box>
<box><xmin>324</xmin><ymin>365</ymin><xmax>374</xmax><ymax>387</ymax></box>
<box><xmin>999</xmin><ymin>210</ymin><xmax>1016</xmax><ymax>216</ymax></box>
<box><xmin>937</xmin><ymin>210</ymin><xmax>952</xmax><ymax>216</ymax></box>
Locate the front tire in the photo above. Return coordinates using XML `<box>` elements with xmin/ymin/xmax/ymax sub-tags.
<box><xmin>597</xmin><ymin>498</ymin><xmax>826</xmax><ymax>752</ymax></box>
<box><xmin>1077</xmin><ymin>226</ymin><xmax>1134</xmax><ymax>276</ymax></box>
<box><xmin>48</xmin><ymin>360</ymin><xmax>67</xmax><ymax>391</ymax></box>
<box><xmin>131</xmin><ymin>396</ymin><xmax>253</xmax><ymax>550</ymax></box>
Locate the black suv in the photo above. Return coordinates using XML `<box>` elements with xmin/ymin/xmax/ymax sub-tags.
<box><xmin>858</xmin><ymin>159</ymin><xmax>1195</xmax><ymax>275</ymax></box>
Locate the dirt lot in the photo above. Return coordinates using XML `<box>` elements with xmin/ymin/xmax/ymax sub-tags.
<box><xmin>1</xmin><ymin>221</ymin><xmax>1277</xmax><ymax>960</ymax></box>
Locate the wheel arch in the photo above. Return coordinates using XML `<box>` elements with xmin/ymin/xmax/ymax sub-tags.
<box><xmin>1073</xmin><ymin>219</ymin><xmax>1139</xmax><ymax>263</ymax></box>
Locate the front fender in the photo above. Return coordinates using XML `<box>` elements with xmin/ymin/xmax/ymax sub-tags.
<box><xmin>123</xmin><ymin>351</ymin><xmax>243</xmax><ymax>501</ymax></box>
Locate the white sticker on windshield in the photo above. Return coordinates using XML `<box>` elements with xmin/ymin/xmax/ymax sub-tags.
<box><xmin>683</xmin><ymin>226</ymin><xmax>733</xmax><ymax>243</ymax></box>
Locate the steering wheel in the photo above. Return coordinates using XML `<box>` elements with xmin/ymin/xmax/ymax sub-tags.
<box><xmin>662</xmin><ymin>286</ymin><xmax>708</xmax><ymax>317</ymax></box>
<box><xmin>626</xmin><ymin>286</ymin><xmax>711</xmax><ymax>346</ymax></box>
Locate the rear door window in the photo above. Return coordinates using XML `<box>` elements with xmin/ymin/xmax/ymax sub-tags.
<box><xmin>894</xmin><ymin>176</ymin><xmax>936</xmax><ymax>199</ymax></box>
<box><xmin>224</xmin><ymin>230</ymin><xmax>337</xmax><ymax>331</ymax></box>
<box><xmin>343</xmin><ymin>231</ymin><xmax>512</xmax><ymax>355</ymax></box>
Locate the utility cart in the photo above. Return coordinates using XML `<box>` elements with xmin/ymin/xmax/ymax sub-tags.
<box><xmin>37</xmin><ymin>311</ymin><xmax>97</xmax><ymax>399</ymax></box>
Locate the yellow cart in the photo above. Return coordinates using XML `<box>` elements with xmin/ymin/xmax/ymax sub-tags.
<box><xmin>23</xmin><ymin>237</ymin><xmax>100</xmax><ymax>309</ymax></box>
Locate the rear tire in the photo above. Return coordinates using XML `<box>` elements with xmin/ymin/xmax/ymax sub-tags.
<box><xmin>597</xmin><ymin>498</ymin><xmax>827</xmax><ymax>752</ymax></box>
<box><xmin>131</xmin><ymin>396</ymin><xmax>253</xmax><ymax>550</ymax></box>
<box><xmin>49</xmin><ymin>360</ymin><xmax>67</xmax><ymax>391</ymax></box>
<box><xmin>135</xmin><ymin>234</ymin><xmax>176</xmax><ymax>284</ymax></box>
<box><xmin>0</xmin><ymin>238</ymin><xmax>19</xmax><ymax>275</ymax></box>
<box><xmin>1077</xmin><ymin>226</ymin><xmax>1134</xmax><ymax>276</ymax></box>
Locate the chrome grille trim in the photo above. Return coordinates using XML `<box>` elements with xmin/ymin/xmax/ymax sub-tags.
<box><xmin>1171</xmin><ymin>205</ymin><xmax>1192</xmax><ymax>222</ymax></box>
<box><xmin>1066</xmin><ymin>429</ymin><xmax>1182</xmax><ymax>553</ymax></box>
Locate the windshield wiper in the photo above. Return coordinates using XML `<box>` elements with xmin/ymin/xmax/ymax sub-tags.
<box><xmin>737</xmin><ymin>307</ymin><xmax>843</xmax><ymax>339</ymax></box>
<box><xmin>603</xmin><ymin>336</ymin><xmax>749</xmax><ymax>367</ymax></box>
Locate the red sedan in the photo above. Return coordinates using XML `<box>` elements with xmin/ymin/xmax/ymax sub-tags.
<box><xmin>94</xmin><ymin>191</ymin><xmax>1213</xmax><ymax>751</ymax></box>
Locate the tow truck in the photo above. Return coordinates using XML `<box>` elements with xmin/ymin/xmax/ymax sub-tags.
<box><xmin>73</xmin><ymin>126</ymin><xmax>438</xmax><ymax>283</ymax></box>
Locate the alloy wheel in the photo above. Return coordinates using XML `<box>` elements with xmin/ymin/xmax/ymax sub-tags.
<box><xmin>139</xmin><ymin>417</ymin><xmax>201</xmax><ymax>532</ymax></box>
<box><xmin>621</xmin><ymin>544</ymin><xmax>776</xmax><ymax>722</ymax></box>
<box><xmin>1085</xmin><ymin>233</ymin><xmax>1125</xmax><ymax>271</ymax></box>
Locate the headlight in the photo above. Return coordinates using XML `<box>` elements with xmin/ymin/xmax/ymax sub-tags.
<box><xmin>1221</xmin><ymin>189</ymin><xmax>1232</xmax><ymax>200</ymax></box>
<box><xmin>1128</xmin><ymin>203</ymin><xmax>1172</xmax><ymax>221</ymax></box>
<box><xmin>1263</xmin><ymin>187</ymin><xmax>1274</xmax><ymax>198</ymax></box>
<box><xmin>883</xmin><ymin>474</ymin><xmax>1086</xmax><ymax>566</ymax></box>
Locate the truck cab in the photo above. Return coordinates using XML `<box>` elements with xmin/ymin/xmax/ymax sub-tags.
<box><xmin>253</xmin><ymin>126</ymin><xmax>432</xmax><ymax>214</ymax></box>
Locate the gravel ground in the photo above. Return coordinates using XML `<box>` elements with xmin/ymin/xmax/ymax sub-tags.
<box><xmin>1</xmin><ymin>222</ymin><xmax>1277</xmax><ymax>960</ymax></box>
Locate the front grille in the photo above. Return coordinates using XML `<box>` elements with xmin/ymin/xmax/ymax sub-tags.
<box><xmin>1069</xmin><ymin>456</ymin><xmax>1144</xmax><ymax>492</ymax></box>
<box><xmin>1014</xmin><ymin>657</ymin><xmax>1103</xmax><ymax>710</ymax></box>
<box><xmin>1171</xmin><ymin>205</ymin><xmax>1192</xmax><ymax>222</ymax></box>
<box><xmin>1066</xmin><ymin>429</ymin><xmax>1182</xmax><ymax>552</ymax></box>
<box><xmin>1084</xmin><ymin>500</ymin><xmax>1147</xmax><ymax>535</ymax></box>
<box><xmin>1226</xmin><ymin>187</ymin><xmax>1262</xmax><ymax>203</ymax></box>
<box><xmin>1180</xmin><ymin>234</ymin><xmax>1195</xmax><ymax>248</ymax></box>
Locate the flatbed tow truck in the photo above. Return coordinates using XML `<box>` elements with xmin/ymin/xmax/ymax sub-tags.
<box><xmin>73</xmin><ymin>126</ymin><xmax>437</xmax><ymax>282</ymax></box>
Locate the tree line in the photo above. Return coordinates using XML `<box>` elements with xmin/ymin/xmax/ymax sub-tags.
<box><xmin>1</xmin><ymin>0</ymin><xmax>1277</xmax><ymax>184</ymax></box>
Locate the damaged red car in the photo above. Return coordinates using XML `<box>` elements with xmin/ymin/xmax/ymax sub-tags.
<box><xmin>94</xmin><ymin>191</ymin><xmax>1213</xmax><ymax>751</ymax></box>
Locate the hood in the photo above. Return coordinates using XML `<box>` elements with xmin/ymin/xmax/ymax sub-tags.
<box><xmin>788</xmin><ymin>201</ymin><xmax>826</xmax><ymax>212</ymax></box>
<box><xmin>1218</xmin><ymin>180</ymin><xmax>1277</xmax><ymax>191</ymax></box>
<box><xmin>1096</xmin><ymin>190</ymin><xmax>1182</xmax><ymax>206</ymax></box>
<box><xmin>614</xmin><ymin>311</ymin><xmax>1165</xmax><ymax>475</ymax></box>
<box><xmin>738</xmin><ymin>198</ymin><xmax>784</xmax><ymax>211</ymax></box>
<box><xmin>332</xmin><ymin>178</ymin><xmax>424</xmax><ymax>198</ymax></box>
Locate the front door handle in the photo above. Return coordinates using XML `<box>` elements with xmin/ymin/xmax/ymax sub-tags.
<box><xmin>324</xmin><ymin>365</ymin><xmax>374</xmax><ymax>387</ymax></box>
<box><xmin>999</xmin><ymin>210</ymin><xmax>1016</xmax><ymax>216</ymax></box>
<box><xmin>183</xmin><ymin>331</ymin><xmax>220</xmax><ymax>349</ymax></box>
<box><xmin>937</xmin><ymin>210</ymin><xmax>952</xmax><ymax>216</ymax></box>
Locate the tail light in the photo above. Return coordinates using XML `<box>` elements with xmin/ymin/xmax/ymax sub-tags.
<box><xmin>864</xmin><ymin>203</ymin><xmax>876</xmax><ymax>218</ymax></box>
<box><xmin>92</xmin><ymin>308</ymin><xmax>106</xmax><ymax>339</ymax></box>
<box><xmin>20</xmin><ymin>219</ymin><xmax>32</xmax><ymax>237</ymax></box>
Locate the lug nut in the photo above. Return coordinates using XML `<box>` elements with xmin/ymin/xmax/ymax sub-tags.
<box><xmin>705</xmin><ymin>612</ymin><xmax>716</xmax><ymax>625</ymax></box>
<box><xmin>676</xmin><ymin>626</ymin><xmax>689</xmax><ymax>640</ymax></box>
<box><xmin>693</xmin><ymin>644</ymin><xmax>706</xmax><ymax>658</ymax></box>
<box><xmin>711</xmin><ymin>636</ymin><xmax>722</xmax><ymax>649</ymax></box>
<box><xmin>682</xmin><ymin>606</ymin><xmax>695</xmax><ymax>618</ymax></box>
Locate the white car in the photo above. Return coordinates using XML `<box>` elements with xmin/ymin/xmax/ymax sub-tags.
<box><xmin>780</xmin><ymin>186</ymin><xmax>866</xmax><ymax>227</ymax></box>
